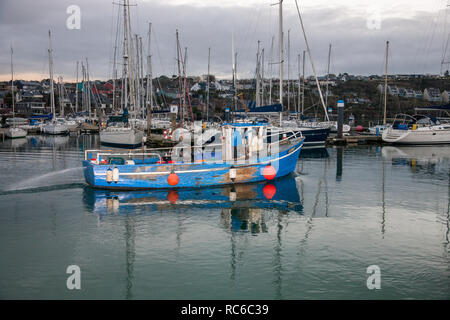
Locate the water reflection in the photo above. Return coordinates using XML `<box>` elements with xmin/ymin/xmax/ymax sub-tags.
<box><xmin>1</xmin><ymin>137</ymin><xmax>27</xmax><ymax>149</ymax></box>
<box><xmin>83</xmin><ymin>175</ymin><xmax>303</xmax><ymax>220</ymax></box>
<box><xmin>382</xmin><ymin>146</ymin><xmax>450</xmax><ymax>178</ymax></box>
<box><xmin>299</xmin><ymin>147</ymin><xmax>329</xmax><ymax>159</ymax></box>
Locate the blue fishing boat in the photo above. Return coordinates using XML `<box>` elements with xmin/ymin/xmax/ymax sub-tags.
<box><xmin>82</xmin><ymin>122</ymin><xmax>304</xmax><ymax>189</ymax></box>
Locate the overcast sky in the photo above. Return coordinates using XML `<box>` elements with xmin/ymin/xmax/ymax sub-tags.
<box><xmin>0</xmin><ymin>0</ymin><xmax>449</xmax><ymax>81</ymax></box>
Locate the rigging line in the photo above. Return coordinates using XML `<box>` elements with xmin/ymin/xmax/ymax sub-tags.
<box><xmin>411</xmin><ymin>0</ymin><xmax>441</xmax><ymax>73</ymax></box>
<box><xmin>416</xmin><ymin>0</ymin><xmax>444</xmax><ymax>73</ymax></box>
<box><xmin>107</xmin><ymin>1</ymin><xmax>117</xmax><ymax>80</ymax></box>
<box><xmin>422</xmin><ymin>4</ymin><xmax>444</xmax><ymax>73</ymax></box>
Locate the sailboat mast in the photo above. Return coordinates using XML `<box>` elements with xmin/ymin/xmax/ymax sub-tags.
<box><xmin>384</xmin><ymin>40</ymin><xmax>389</xmax><ymax>126</ymax></box>
<box><xmin>139</xmin><ymin>37</ymin><xmax>145</xmax><ymax>118</ymax></box>
<box><xmin>206</xmin><ymin>47</ymin><xmax>210</xmax><ymax>121</ymax></box>
<box><xmin>256</xmin><ymin>40</ymin><xmax>261</xmax><ymax>107</ymax></box>
<box><xmin>288</xmin><ymin>29</ymin><xmax>290</xmax><ymax>113</ymax></box>
<box><xmin>48</xmin><ymin>30</ymin><xmax>55</xmax><ymax>122</ymax></box>
<box><xmin>261</xmin><ymin>48</ymin><xmax>265</xmax><ymax>106</ymax></box>
<box><xmin>269</xmin><ymin>35</ymin><xmax>274</xmax><ymax>105</ymax></box>
<box><xmin>10</xmin><ymin>46</ymin><xmax>15</xmax><ymax>121</ymax></box>
<box><xmin>294</xmin><ymin>0</ymin><xmax>329</xmax><ymax>121</ymax></box>
<box><xmin>325</xmin><ymin>43</ymin><xmax>331</xmax><ymax>109</ymax></box>
<box><xmin>122</xmin><ymin>0</ymin><xmax>128</xmax><ymax>114</ymax></box>
<box><xmin>302</xmin><ymin>50</ymin><xmax>305</xmax><ymax>115</ymax></box>
<box><xmin>75</xmin><ymin>61</ymin><xmax>79</xmax><ymax>113</ymax></box>
<box><xmin>86</xmin><ymin>58</ymin><xmax>91</xmax><ymax>121</ymax></box>
<box><xmin>147</xmin><ymin>22</ymin><xmax>152</xmax><ymax>135</ymax></box>
<box><xmin>297</xmin><ymin>54</ymin><xmax>300</xmax><ymax>118</ymax></box>
<box><xmin>279</xmin><ymin>0</ymin><xmax>284</xmax><ymax>109</ymax></box>
<box><xmin>125</xmin><ymin>0</ymin><xmax>136</xmax><ymax>123</ymax></box>
<box><xmin>176</xmin><ymin>30</ymin><xmax>182</xmax><ymax>125</ymax></box>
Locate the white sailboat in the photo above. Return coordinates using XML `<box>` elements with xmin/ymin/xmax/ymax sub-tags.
<box><xmin>382</xmin><ymin>114</ymin><xmax>450</xmax><ymax>144</ymax></box>
<box><xmin>41</xmin><ymin>30</ymin><xmax>69</xmax><ymax>135</ymax></box>
<box><xmin>5</xmin><ymin>45</ymin><xmax>27</xmax><ymax>139</ymax></box>
<box><xmin>100</xmin><ymin>0</ymin><xmax>144</xmax><ymax>148</ymax></box>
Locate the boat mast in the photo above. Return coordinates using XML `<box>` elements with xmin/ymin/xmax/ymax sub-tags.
<box><xmin>256</xmin><ymin>40</ymin><xmax>261</xmax><ymax>107</ymax></box>
<box><xmin>261</xmin><ymin>48</ymin><xmax>265</xmax><ymax>106</ymax></box>
<box><xmin>75</xmin><ymin>61</ymin><xmax>79</xmax><ymax>113</ymax></box>
<box><xmin>139</xmin><ymin>36</ymin><xmax>144</xmax><ymax>119</ymax></box>
<box><xmin>124</xmin><ymin>0</ymin><xmax>136</xmax><ymax>124</ymax></box>
<box><xmin>122</xmin><ymin>0</ymin><xmax>129</xmax><ymax>115</ymax></box>
<box><xmin>48</xmin><ymin>30</ymin><xmax>55</xmax><ymax>122</ymax></box>
<box><xmin>269</xmin><ymin>35</ymin><xmax>274</xmax><ymax>105</ymax></box>
<box><xmin>134</xmin><ymin>34</ymin><xmax>140</xmax><ymax>117</ymax></box>
<box><xmin>10</xmin><ymin>46</ymin><xmax>15</xmax><ymax>123</ymax></box>
<box><xmin>231</xmin><ymin>32</ymin><xmax>236</xmax><ymax>113</ymax></box>
<box><xmin>146</xmin><ymin>22</ymin><xmax>152</xmax><ymax>136</ymax></box>
<box><xmin>176</xmin><ymin>30</ymin><xmax>182</xmax><ymax>125</ymax></box>
<box><xmin>325</xmin><ymin>43</ymin><xmax>331</xmax><ymax>109</ymax></box>
<box><xmin>86</xmin><ymin>57</ymin><xmax>91</xmax><ymax>121</ymax></box>
<box><xmin>297</xmin><ymin>54</ymin><xmax>300</xmax><ymax>118</ymax></box>
<box><xmin>294</xmin><ymin>0</ymin><xmax>329</xmax><ymax>121</ymax></box>
<box><xmin>302</xmin><ymin>50</ymin><xmax>305</xmax><ymax>115</ymax></box>
<box><xmin>81</xmin><ymin>61</ymin><xmax>85</xmax><ymax>113</ymax></box>
<box><xmin>206</xmin><ymin>47</ymin><xmax>210</xmax><ymax>121</ymax></box>
<box><xmin>287</xmin><ymin>29</ymin><xmax>290</xmax><ymax>113</ymax></box>
<box><xmin>183</xmin><ymin>46</ymin><xmax>187</xmax><ymax>123</ymax></box>
<box><xmin>279</xmin><ymin>0</ymin><xmax>284</xmax><ymax>113</ymax></box>
<box><xmin>384</xmin><ymin>41</ymin><xmax>389</xmax><ymax>126</ymax></box>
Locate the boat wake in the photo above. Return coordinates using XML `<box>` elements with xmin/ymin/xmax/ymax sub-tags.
<box><xmin>3</xmin><ymin>167</ymin><xmax>85</xmax><ymax>193</ymax></box>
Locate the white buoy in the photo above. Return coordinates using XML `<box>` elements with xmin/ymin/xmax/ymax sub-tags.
<box><xmin>229</xmin><ymin>168</ymin><xmax>236</xmax><ymax>180</ymax></box>
<box><xmin>112</xmin><ymin>167</ymin><xmax>119</xmax><ymax>183</ymax></box>
<box><xmin>106</xmin><ymin>168</ymin><xmax>113</xmax><ymax>183</ymax></box>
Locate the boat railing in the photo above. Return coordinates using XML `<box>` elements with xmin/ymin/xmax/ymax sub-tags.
<box><xmin>84</xmin><ymin>128</ymin><xmax>303</xmax><ymax>164</ymax></box>
<box><xmin>84</xmin><ymin>149</ymin><xmax>162</xmax><ymax>164</ymax></box>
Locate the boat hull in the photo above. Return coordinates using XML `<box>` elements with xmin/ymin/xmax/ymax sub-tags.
<box><xmin>83</xmin><ymin>140</ymin><xmax>303</xmax><ymax>190</ymax></box>
<box><xmin>5</xmin><ymin>127</ymin><xmax>27</xmax><ymax>139</ymax></box>
<box><xmin>41</xmin><ymin>123</ymin><xmax>69</xmax><ymax>135</ymax></box>
<box><xmin>100</xmin><ymin>128</ymin><xmax>145</xmax><ymax>149</ymax></box>
<box><xmin>295</xmin><ymin>127</ymin><xmax>330</xmax><ymax>146</ymax></box>
<box><xmin>382</xmin><ymin>126</ymin><xmax>450</xmax><ymax>144</ymax></box>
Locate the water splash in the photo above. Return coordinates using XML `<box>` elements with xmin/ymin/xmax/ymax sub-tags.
<box><xmin>5</xmin><ymin>167</ymin><xmax>84</xmax><ymax>192</ymax></box>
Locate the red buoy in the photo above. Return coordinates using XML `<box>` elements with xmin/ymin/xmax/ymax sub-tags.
<box><xmin>167</xmin><ymin>173</ymin><xmax>179</xmax><ymax>186</ymax></box>
<box><xmin>356</xmin><ymin>125</ymin><xmax>364</xmax><ymax>132</ymax></box>
<box><xmin>263</xmin><ymin>184</ymin><xmax>277</xmax><ymax>200</ymax></box>
<box><xmin>167</xmin><ymin>190</ymin><xmax>179</xmax><ymax>204</ymax></box>
<box><xmin>263</xmin><ymin>165</ymin><xmax>276</xmax><ymax>180</ymax></box>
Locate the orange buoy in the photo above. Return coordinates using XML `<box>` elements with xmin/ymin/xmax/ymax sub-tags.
<box><xmin>263</xmin><ymin>165</ymin><xmax>276</xmax><ymax>180</ymax></box>
<box><xmin>167</xmin><ymin>190</ymin><xmax>179</xmax><ymax>204</ymax></box>
<box><xmin>263</xmin><ymin>184</ymin><xmax>277</xmax><ymax>200</ymax></box>
<box><xmin>167</xmin><ymin>172</ymin><xmax>179</xmax><ymax>186</ymax></box>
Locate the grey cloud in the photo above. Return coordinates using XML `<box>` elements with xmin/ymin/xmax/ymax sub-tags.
<box><xmin>0</xmin><ymin>0</ymin><xmax>448</xmax><ymax>81</ymax></box>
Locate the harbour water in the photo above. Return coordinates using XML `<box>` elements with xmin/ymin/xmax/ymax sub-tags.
<box><xmin>0</xmin><ymin>135</ymin><xmax>449</xmax><ymax>299</ymax></box>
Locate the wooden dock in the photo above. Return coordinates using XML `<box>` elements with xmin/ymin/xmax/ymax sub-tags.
<box><xmin>327</xmin><ymin>134</ymin><xmax>384</xmax><ymax>145</ymax></box>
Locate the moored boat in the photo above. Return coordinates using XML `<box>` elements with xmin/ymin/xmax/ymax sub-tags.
<box><xmin>5</xmin><ymin>127</ymin><xmax>27</xmax><ymax>139</ymax></box>
<box><xmin>83</xmin><ymin>122</ymin><xmax>304</xmax><ymax>189</ymax></box>
<box><xmin>382</xmin><ymin>114</ymin><xmax>450</xmax><ymax>145</ymax></box>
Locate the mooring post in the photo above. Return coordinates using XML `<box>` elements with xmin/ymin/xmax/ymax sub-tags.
<box><xmin>337</xmin><ymin>99</ymin><xmax>344</xmax><ymax>139</ymax></box>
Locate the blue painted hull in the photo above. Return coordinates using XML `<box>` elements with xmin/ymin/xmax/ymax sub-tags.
<box><xmin>83</xmin><ymin>140</ymin><xmax>303</xmax><ymax>190</ymax></box>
